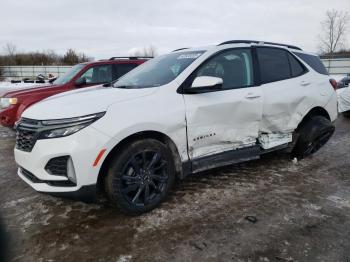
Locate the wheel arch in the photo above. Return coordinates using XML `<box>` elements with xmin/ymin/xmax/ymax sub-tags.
<box><xmin>297</xmin><ymin>106</ymin><xmax>331</xmax><ymax>130</ymax></box>
<box><xmin>96</xmin><ymin>130</ymin><xmax>184</xmax><ymax>195</ymax></box>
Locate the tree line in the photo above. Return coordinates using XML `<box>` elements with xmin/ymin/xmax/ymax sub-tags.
<box><xmin>0</xmin><ymin>43</ymin><xmax>91</xmax><ymax>66</ymax></box>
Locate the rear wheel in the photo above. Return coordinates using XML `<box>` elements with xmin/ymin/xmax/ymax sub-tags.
<box><xmin>342</xmin><ymin>111</ymin><xmax>350</xmax><ymax>118</ymax></box>
<box><xmin>105</xmin><ymin>139</ymin><xmax>175</xmax><ymax>214</ymax></box>
<box><xmin>292</xmin><ymin>116</ymin><xmax>335</xmax><ymax>159</ymax></box>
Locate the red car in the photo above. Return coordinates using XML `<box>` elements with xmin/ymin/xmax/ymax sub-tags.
<box><xmin>0</xmin><ymin>57</ymin><xmax>150</xmax><ymax>127</ymax></box>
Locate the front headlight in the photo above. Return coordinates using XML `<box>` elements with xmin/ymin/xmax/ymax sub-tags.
<box><xmin>38</xmin><ymin>112</ymin><xmax>105</xmax><ymax>139</ymax></box>
<box><xmin>0</xmin><ymin>97</ymin><xmax>18</xmax><ymax>109</ymax></box>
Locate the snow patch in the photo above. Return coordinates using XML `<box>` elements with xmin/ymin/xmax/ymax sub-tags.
<box><xmin>117</xmin><ymin>255</ymin><xmax>132</xmax><ymax>262</ymax></box>
<box><xmin>327</xmin><ymin>195</ymin><xmax>350</xmax><ymax>209</ymax></box>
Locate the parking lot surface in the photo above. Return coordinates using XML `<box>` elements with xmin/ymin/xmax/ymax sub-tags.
<box><xmin>1</xmin><ymin>117</ymin><xmax>350</xmax><ymax>262</ymax></box>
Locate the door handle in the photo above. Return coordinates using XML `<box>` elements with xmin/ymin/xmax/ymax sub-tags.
<box><xmin>300</xmin><ymin>81</ymin><xmax>310</xmax><ymax>86</ymax></box>
<box><xmin>245</xmin><ymin>93</ymin><xmax>261</xmax><ymax>99</ymax></box>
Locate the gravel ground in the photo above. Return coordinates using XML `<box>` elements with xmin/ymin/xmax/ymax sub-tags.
<box><xmin>1</xmin><ymin>117</ymin><xmax>350</xmax><ymax>262</ymax></box>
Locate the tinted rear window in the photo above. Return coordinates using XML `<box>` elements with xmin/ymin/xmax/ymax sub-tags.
<box><xmin>257</xmin><ymin>48</ymin><xmax>291</xmax><ymax>83</ymax></box>
<box><xmin>293</xmin><ymin>52</ymin><xmax>328</xmax><ymax>75</ymax></box>
<box><xmin>114</xmin><ymin>63</ymin><xmax>139</xmax><ymax>79</ymax></box>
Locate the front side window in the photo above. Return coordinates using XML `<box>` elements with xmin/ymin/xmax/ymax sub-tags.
<box><xmin>192</xmin><ymin>48</ymin><xmax>254</xmax><ymax>89</ymax></box>
<box><xmin>114</xmin><ymin>51</ymin><xmax>205</xmax><ymax>89</ymax></box>
<box><xmin>257</xmin><ymin>48</ymin><xmax>291</xmax><ymax>84</ymax></box>
<box><xmin>53</xmin><ymin>64</ymin><xmax>85</xmax><ymax>85</ymax></box>
<box><xmin>77</xmin><ymin>65</ymin><xmax>112</xmax><ymax>84</ymax></box>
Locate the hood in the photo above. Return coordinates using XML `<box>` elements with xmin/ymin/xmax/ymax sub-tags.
<box><xmin>0</xmin><ymin>82</ymin><xmax>51</xmax><ymax>97</ymax></box>
<box><xmin>22</xmin><ymin>86</ymin><xmax>157</xmax><ymax>120</ymax></box>
<box><xmin>0</xmin><ymin>83</ymin><xmax>57</xmax><ymax>97</ymax></box>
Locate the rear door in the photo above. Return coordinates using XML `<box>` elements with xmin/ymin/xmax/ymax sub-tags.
<box><xmin>183</xmin><ymin>48</ymin><xmax>263</xmax><ymax>159</ymax></box>
<box><xmin>256</xmin><ymin>47</ymin><xmax>310</xmax><ymax>133</ymax></box>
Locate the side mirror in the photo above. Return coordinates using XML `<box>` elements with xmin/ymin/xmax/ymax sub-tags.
<box><xmin>75</xmin><ymin>77</ymin><xmax>87</xmax><ymax>87</ymax></box>
<box><xmin>187</xmin><ymin>76</ymin><xmax>223</xmax><ymax>94</ymax></box>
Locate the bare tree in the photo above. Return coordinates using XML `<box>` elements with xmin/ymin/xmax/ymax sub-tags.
<box><xmin>3</xmin><ymin>42</ymin><xmax>17</xmax><ymax>65</ymax></box>
<box><xmin>319</xmin><ymin>9</ymin><xmax>349</xmax><ymax>56</ymax></box>
<box><xmin>129</xmin><ymin>45</ymin><xmax>157</xmax><ymax>57</ymax></box>
<box><xmin>144</xmin><ymin>45</ymin><xmax>157</xmax><ymax>57</ymax></box>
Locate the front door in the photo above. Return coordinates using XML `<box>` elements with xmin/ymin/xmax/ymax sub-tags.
<box><xmin>183</xmin><ymin>48</ymin><xmax>263</xmax><ymax>159</ymax></box>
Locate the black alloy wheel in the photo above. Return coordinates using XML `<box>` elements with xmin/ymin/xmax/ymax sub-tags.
<box><xmin>120</xmin><ymin>150</ymin><xmax>168</xmax><ymax>206</ymax></box>
<box><xmin>105</xmin><ymin>139</ymin><xmax>175</xmax><ymax>214</ymax></box>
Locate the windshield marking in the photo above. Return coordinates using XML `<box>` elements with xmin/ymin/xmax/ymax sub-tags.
<box><xmin>177</xmin><ymin>53</ymin><xmax>203</xmax><ymax>60</ymax></box>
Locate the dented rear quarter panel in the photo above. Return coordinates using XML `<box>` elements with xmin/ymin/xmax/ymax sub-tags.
<box><xmin>260</xmin><ymin>62</ymin><xmax>337</xmax><ymax>134</ymax></box>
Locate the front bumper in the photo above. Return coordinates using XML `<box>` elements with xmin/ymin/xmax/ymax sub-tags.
<box><xmin>14</xmin><ymin>125</ymin><xmax>111</xmax><ymax>195</ymax></box>
<box><xmin>17</xmin><ymin>168</ymin><xmax>97</xmax><ymax>201</ymax></box>
<box><xmin>0</xmin><ymin>105</ymin><xmax>18</xmax><ymax>127</ymax></box>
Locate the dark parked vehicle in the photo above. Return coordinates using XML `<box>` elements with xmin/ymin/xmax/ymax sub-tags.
<box><xmin>337</xmin><ymin>75</ymin><xmax>350</xmax><ymax>89</ymax></box>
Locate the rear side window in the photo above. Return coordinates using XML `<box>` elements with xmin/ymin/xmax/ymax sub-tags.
<box><xmin>293</xmin><ymin>52</ymin><xmax>328</xmax><ymax>75</ymax></box>
<box><xmin>114</xmin><ymin>63</ymin><xmax>139</xmax><ymax>79</ymax></box>
<box><xmin>288</xmin><ymin>53</ymin><xmax>307</xmax><ymax>77</ymax></box>
<box><xmin>257</xmin><ymin>48</ymin><xmax>290</xmax><ymax>84</ymax></box>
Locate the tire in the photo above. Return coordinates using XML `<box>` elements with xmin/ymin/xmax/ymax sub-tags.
<box><xmin>292</xmin><ymin>116</ymin><xmax>335</xmax><ymax>160</ymax></box>
<box><xmin>105</xmin><ymin>139</ymin><xmax>175</xmax><ymax>214</ymax></box>
<box><xmin>342</xmin><ymin>111</ymin><xmax>350</xmax><ymax>118</ymax></box>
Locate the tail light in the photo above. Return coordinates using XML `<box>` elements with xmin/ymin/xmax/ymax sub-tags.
<box><xmin>329</xmin><ymin>79</ymin><xmax>337</xmax><ymax>90</ymax></box>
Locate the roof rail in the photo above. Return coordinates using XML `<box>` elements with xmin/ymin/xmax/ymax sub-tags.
<box><xmin>108</xmin><ymin>56</ymin><xmax>153</xmax><ymax>61</ymax></box>
<box><xmin>172</xmin><ymin>47</ymin><xmax>189</xmax><ymax>52</ymax></box>
<box><xmin>218</xmin><ymin>40</ymin><xmax>302</xmax><ymax>50</ymax></box>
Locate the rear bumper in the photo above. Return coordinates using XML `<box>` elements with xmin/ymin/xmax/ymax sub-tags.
<box><xmin>325</xmin><ymin>91</ymin><xmax>338</xmax><ymax>122</ymax></box>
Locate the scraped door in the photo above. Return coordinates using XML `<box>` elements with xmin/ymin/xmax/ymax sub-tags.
<box><xmin>256</xmin><ymin>47</ymin><xmax>312</xmax><ymax>134</ymax></box>
<box><xmin>183</xmin><ymin>48</ymin><xmax>263</xmax><ymax>159</ymax></box>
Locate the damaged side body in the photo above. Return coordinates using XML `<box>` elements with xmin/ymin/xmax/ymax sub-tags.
<box><xmin>181</xmin><ymin>47</ymin><xmax>335</xmax><ymax>173</ymax></box>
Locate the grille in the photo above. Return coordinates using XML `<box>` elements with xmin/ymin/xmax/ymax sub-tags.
<box><xmin>45</xmin><ymin>156</ymin><xmax>69</xmax><ymax>177</ymax></box>
<box><xmin>15</xmin><ymin>118</ymin><xmax>40</xmax><ymax>152</ymax></box>
<box><xmin>16</xmin><ymin>129</ymin><xmax>37</xmax><ymax>152</ymax></box>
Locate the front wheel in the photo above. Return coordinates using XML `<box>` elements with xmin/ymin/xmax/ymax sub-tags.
<box><xmin>292</xmin><ymin>116</ymin><xmax>335</xmax><ymax>160</ymax></box>
<box><xmin>105</xmin><ymin>139</ymin><xmax>175</xmax><ymax>214</ymax></box>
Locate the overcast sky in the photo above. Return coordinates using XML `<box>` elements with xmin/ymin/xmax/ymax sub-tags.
<box><xmin>0</xmin><ymin>0</ymin><xmax>349</xmax><ymax>60</ymax></box>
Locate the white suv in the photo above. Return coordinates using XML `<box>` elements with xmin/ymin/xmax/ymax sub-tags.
<box><xmin>14</xmin><ymin>40</ymin><xmax>337</xmax><ymax>214</ymax></box>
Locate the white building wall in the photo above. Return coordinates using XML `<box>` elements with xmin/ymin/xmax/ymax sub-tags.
<box><xmin>321</xmin><ymin>58</ymin><xmax>350</xmax><ymax>75</ymax></box>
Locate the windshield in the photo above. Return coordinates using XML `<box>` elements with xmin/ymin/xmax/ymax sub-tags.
<box><xmin>114</xmin><ymin>50</ymin><xmax>205</xmax><ymax>88</ymax></box>
<box><xmin>53</xmin><ymin>64</ymin><xmax>85</xmax><ymax>85</ymax></box>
